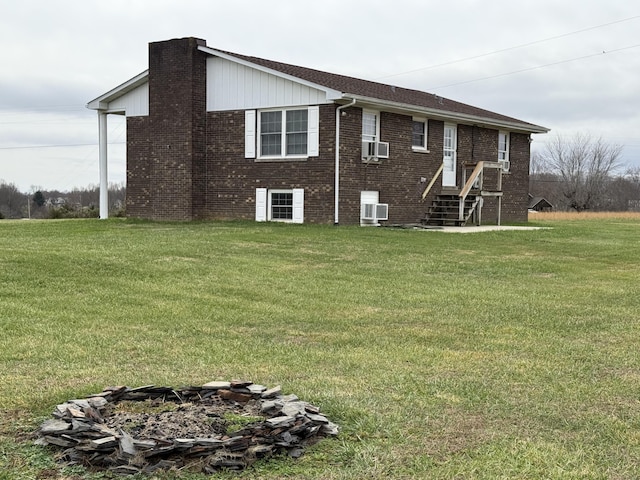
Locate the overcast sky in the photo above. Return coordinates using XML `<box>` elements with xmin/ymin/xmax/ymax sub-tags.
<box><xmin>1</xmin><ymin>0</ymin><xmax>639</xmax><ymax>192</ymax></box>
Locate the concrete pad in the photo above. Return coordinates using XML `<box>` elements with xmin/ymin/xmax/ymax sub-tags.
<box><xmin>421</xmin><ymin>225</ymin><xmax>549</xmax><ymax>233</ymax></box>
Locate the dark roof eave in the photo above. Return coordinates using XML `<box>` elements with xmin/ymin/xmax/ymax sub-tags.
<box><xmin>338</xmin><ymin>94</ymin><xmax>549</xmax><ymax>134</ymax></box>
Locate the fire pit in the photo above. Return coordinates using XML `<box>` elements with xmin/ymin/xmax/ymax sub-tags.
<box><xmin>35</xmin><ymin>380</ymin><xmax>338</xmax><ymax>475</ymax></box>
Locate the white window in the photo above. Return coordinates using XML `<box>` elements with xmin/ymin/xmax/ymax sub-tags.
<box><xmin>255</xmin><ymin>188</ymin><xmax>304</xmax><ymax>223</ymax></box>
<box><xmin>361</xmin><ymin>110</ymin><xmax>389</xmax><ymax>160</ymax></box>
<box><xmin>498</xmin><ymin>131</ymin><xmax>510</xmax><ymax>172</ymax></box>
<box><xmin>362</xmin><ymin>111</ymin><xmax>378</xmax><ymax>143</ymax></box>
<box><xmin>270</xmin><ymin>190</ymin><xmax>294</xmax><ymax>220</ymax></box>
<box><xmin>412</xmin><ymin>118</ymin><xmax>428</xmax><ymax>151</ymax></box>
<box><xmin>260</xmin><ymin>109</ymin><xmax>307</xmax><ymax>157</ymax></box>
<box><xmin>245</xmin><ymin>107</ymin><xmax>319</xmax><ymax>159</ymax></box>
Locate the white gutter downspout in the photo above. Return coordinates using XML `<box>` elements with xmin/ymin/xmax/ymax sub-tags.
<box><xmin>334</xmin><ymin>98</ymin><xmax>356</xmax><ymax>224</ymax></box>
<box><xmin>98</xmin><ymin>111</ymin><xmax>109</xmax><ymax>219</ymax></box>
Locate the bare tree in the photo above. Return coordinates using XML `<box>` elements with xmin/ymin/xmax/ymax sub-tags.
<box><xmin>0</xmin><ymin>180</ymin><xmax>27</xmax><ymax>218</ymax></box>
<box><xmin>540</xmin><ymin>133</ymin><xmax>623</xmax><ymax>212</ymax></box>
<box><xmin>606</xmin><ymin>167</ymin><xmax>640</xmax><ymax>211</ymax></box>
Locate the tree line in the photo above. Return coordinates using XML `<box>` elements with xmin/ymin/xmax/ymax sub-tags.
<box><xmin>3</xmin><ymin>133</ymin><xmax>639</xmax><ymax>219</ymax></box>
<box><xmin>531</xmin><ymin>133</ymin><xmax>640</xmax><ymax>212</ymax></box>
<box><xmin>0</xmin><ymin>182</ymin><xmax>125</xmax><ymax>219</ymax></box>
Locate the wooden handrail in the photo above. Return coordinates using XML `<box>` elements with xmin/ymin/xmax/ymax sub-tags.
<box><xmin>459</xmin><ymin>161</ymin><xmax>484</xmax><ymax>199</ymax></box>
<box><xmin>459</xmin><ymin>162</ymin><xmax>485</xmax><ymax>221</ymax></box>
<box><xmin>421</xmin><ymin>162</ymin><xmax>445</xmax><ymax>200</ymax></box>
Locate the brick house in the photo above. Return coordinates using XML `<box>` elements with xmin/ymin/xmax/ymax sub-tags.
<box><xmin>87</xmin><ymin>37</ymin><xmax>548</xmax><ymax>225</ymax></box>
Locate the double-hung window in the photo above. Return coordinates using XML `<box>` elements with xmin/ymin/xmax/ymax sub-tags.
<box><xmin>498</xmin><ymin>131</ymin><xmax>510</xmax><ymax>172</ymax></box>
<box><xmin>362</xmin><ymin>110</ymin><xmax>389</xmax><ymax>159</ymax></box>
<box><xmin>245</xmin><ymin>106</ymin><xmax>319</xmax><ymax>160</ymax></box>
<box><xmin>412</xmin><ymin>118</ymin><xmax>428</xmax><ymax>151</ymax></box>
<box><xmin>260</xmin><ymin>109</ymin><xmax>308</xmax><ymax>157</ymax></box>
<box><xmin>362</xmin><ymin>111</ymin><xmax>378</xmax><ymax>144</ymax></box>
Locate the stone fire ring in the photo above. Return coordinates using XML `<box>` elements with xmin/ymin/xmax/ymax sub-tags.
<box><xmin>36</xmin><ymin>380</ymin><xmax>339</xmax><ymax>475</ymax></box>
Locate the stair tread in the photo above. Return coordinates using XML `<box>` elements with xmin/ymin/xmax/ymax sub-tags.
<box><xmin>424</xmin><ymin>194</ymin><xmax>480</xmax><ymax>226</ymax></box>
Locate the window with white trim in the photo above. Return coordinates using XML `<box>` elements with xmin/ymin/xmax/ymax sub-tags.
<box><xmin>245</xmin><ymin>106</ymin><xmax>319</xmax><ymax>160</ymax></box>
<box><xmin>255</xmin><ymin>188</ymin><xmax>304</xmax><ymax>223</ymax></box>
<box><xmin>270</xmin><ymin>191</ymin><xmax>294</xmax><ymax>220</ymax></box>
<box><xmin>362</xmin><ymin>111</ymin><xmax>378</xmax><ymax>143</ymax></box>
<box><xmin>498</xmin><ymin>131</ymin><xmax>510</xmax><ymax>172</ymax></box>
<box><xmin>260</xmin><ymin>108</ymin><xmax>308</xmax><ymax>157</ymax></box>
<box><xmin>362</xmin><ymin>110</ymin><xmax>389</xmax><ymax>160</ymax></box>
<box><xmin>412</xmin><ymin>118</ymin><xmax>428</xmax><ymax>151</ymax></box>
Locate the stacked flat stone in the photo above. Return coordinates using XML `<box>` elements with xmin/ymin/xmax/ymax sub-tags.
<box><xmin>35</xmin><ymin>381</ymin><xmax>339</xmax><ymax>475</ymax></box>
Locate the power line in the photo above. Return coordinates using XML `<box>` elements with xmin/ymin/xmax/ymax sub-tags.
<box><xmin>0</xmin><ymin>142</ymin><xmax>124</xmax><ymax>151</ymax></box>
<box><xmin>0</xmin><ymin>105</ymin><xmax>88</xmax><ymax>113</ymax></box>
<box><xmin>376</xmin><ymin>14</ymin><xmax>640</xmax><ymax>80</ymax></box>
<box><xmin>425</xmin><ymin>43</ymin><xmax>640</xmax><ymax>91</ymax></box>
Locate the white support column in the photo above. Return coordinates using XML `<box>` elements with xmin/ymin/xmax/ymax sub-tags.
<box><xmin>98</xmin><ymin>111</ymin><xmax>108</xmax><ymax>219</ymax></box>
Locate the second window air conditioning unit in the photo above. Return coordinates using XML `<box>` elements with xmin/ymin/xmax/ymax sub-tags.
<box><xmin>362</xmin><ymin>203</ymin><xmax>389</xmax><ymax>221</ymax></box>
<box><xmin>362</xmin><ymin>141</ymin><xmax>390</xmax><ymax>160</ymax></box>
<box><xmin>499</xmin><ymin>159</ymin><xmax>511</xmax><ymax>172</ymax></box>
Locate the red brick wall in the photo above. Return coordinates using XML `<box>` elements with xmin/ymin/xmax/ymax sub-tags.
<box><xmin>337</xmin><ymin>108</ymin><xmax>445</xmax><ymax>224</ymax></box>
<box><xmin>124</xmin><ymin>38</ymin><xmax>532</xmax><ymax>224</ymax></box>
<box><xmin>127</xmin><ymin>37</ymin><xmax>207</xmax><ymax>220</ymax></box>
<box><xmin>200</xmin><ymin>105</ymin><xmax>336</xmax><ymax>222</ymax></box>
<box><xmin>126</xmin><ymin>116</ymin><xmax>151</xmax><ymax>217</ymax></box>
<box><xmin>500</xmin><ymin>132</ymin><xmax>531</xmax><ymax>223</ymax></box>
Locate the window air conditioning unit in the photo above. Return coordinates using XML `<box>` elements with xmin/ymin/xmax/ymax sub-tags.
<box><xmin>362</xmin><ymin>203</ymin><xmax>389</xmax><ymax>221</ymax></box>
<box><xmin>376</xmin><ymin>141</ymin><xmax>389</xmax><ymax>158</ymax></box>
<box><xmin>362</xmin><ymin>141</ymin><xmax>390</xmax><ymax>160</ymax></box>
<box><xmin>499</xmin><ymin>160</ymin><xmax>510</xmax><ymax>172</ymax></box>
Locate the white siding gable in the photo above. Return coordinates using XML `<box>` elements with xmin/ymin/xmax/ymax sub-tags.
<box><xmin>207</xmin><ymin>57</ymin><xmax>332</xmax><ymax>111</ymax></box>
<box><xmin>107</xmin><ymin>82</ymin><xmax>149</xmax><ymax>117</ymax></box>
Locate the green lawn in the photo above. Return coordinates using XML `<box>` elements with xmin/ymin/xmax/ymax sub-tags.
<box><xmin>1</xmin><ymin>218</ymin><xmax>639</xmax><ymax>479</ymax></box>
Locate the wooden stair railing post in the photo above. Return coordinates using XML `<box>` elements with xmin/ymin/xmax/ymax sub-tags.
<box><xmin>421</xmin><ymin>162</ymin><xmax>445</xmax><ymax>200</ymax></box>
<box><xmin>459</xmin><ymin>161</ymin><xmax>484</xmax><ymax>221</ymax></box>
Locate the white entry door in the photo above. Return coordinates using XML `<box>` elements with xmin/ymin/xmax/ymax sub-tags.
<box><xmin>442</xmin><ymin>123</ymin><xmax>457</xmax><ymax>187</ymax></box>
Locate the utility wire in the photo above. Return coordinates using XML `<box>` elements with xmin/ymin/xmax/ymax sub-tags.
<box><xmin>425</xmin><ymin>43</ymin><xmax>640</xmax><ymax>90</ymax></box>
<box><xmin>376</xmin><ymin>14</ymin><xmax>640</xmax><ymax>80</ymax></box>
<box><xmin>0</xmin><ymin>142</ymin><xmax>124</xmax><ymax>150</ymax></box>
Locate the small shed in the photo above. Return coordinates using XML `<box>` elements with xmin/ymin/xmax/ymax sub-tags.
<box><xmin>528</xmin><ymin>194</ymin><xmax>553</xmax><ymax>212</ymax></box>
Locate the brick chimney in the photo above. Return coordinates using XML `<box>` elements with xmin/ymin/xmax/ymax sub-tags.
<box><xmin>146</xmin><ymin>37</ymin><xmax>207</xmax><ymax>220</ymax></box>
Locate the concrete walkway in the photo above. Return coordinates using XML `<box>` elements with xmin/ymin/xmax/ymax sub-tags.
<box><xmin>418</xmin><ymin>225</ymin><xmax>549</xmax><ymax>233</ymax></box>
<box><xmin>385</xmin><ymin>224</ymin><xmax>549</xmax><ymax>233</ymax></box>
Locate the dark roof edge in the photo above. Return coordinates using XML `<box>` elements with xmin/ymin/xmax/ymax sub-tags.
<box><xmin>338</xmin><ymin>95</ymin><xmax>550</xmax><ymax>134</ymax></box>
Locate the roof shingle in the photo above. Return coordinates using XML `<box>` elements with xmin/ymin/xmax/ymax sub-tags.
<box><xmin>214</xmin><ymin>48</ymin><xmax>548</xmax><ymax>133</ymax></box>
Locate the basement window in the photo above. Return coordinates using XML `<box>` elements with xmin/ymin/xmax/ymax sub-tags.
<box><xmin>255</xmin><ymin>188</ymin><xmax>304</xmax><ymax>223</ymax></box>
<box><xmin>270</xmin><ymin>191</ymin><xmax>293</xmax><ymax>220</ymax></box>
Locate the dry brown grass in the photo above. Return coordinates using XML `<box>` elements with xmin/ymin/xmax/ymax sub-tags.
<box><xmin>529</xmin><ymin>211</ymin><xmax>640</xmax><ymax>221</ymax></box>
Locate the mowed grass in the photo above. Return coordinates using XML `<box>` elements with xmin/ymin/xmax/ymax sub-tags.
<box><xmin>1</xmin><ymin>217</ymin><xmax>639</xmax><ymax>479</ymax></box>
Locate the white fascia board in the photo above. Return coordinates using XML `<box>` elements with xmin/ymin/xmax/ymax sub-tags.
<box><xmin>86</xmin><ymin>70</ymin><xmax>149</xmax><ymax>111</ymax></box>
<box><xmin>198</xmin><ymin>46</ymin><xmax>343</xmax><ymax>101</ymax></box>
<box><xmin>341</xmin><ymin>94</ymin><xmax>549</xmax><ymax>134</ymax></box>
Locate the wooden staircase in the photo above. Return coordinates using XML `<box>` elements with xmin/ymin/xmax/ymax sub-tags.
<box><xmin>423</xmin><ymin>193</ymin><xmax>480</xmax><ymax>226</ymax></box>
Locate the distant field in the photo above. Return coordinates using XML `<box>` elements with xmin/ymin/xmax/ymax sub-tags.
<box><xmin>530</xmin><ymin>210</ymin><xmax>640</xmax><ymax>221</ymax></box>
<box><xmin>1</xmin><ymin>217</ymin><xmax>639</xmax><ymax>479</ymax></box>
